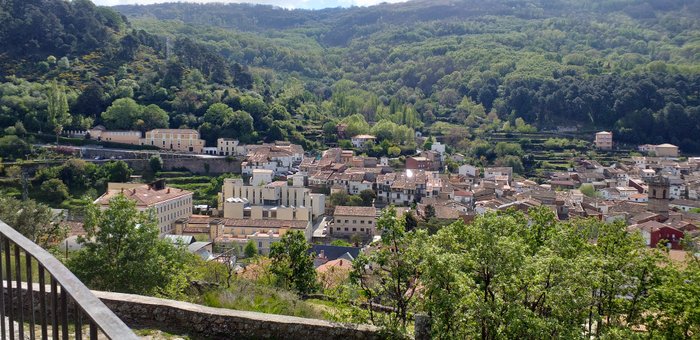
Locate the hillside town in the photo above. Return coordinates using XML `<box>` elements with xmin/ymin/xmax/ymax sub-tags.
<box><xmin>81</xmin><ymin>127</ymin><xmax>699</xmax><ymax>270</ymax></box>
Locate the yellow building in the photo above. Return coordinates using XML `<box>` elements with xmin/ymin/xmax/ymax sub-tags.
<box><xmin>595</xmin><ymin>131</ymin><xmax>613</xmax><ymax>150</ymax></box>
<box><xmin>94</xmin><ymin>182</ymin><xmax>193</xmax><ymax>235</ymax></box>
<box><xmin>141</xmin><ymin>129</ymin><xmax>205</xmax><ymax>153</ymax></box>
<box><xmin>88</xmin><ymin>126</ymin><xmax>141</xmax><ymax>145</ymax></box>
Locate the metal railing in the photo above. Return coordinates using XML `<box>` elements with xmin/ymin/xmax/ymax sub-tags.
<box><xmin>0</xmin><ymin>220</ymin><xmax>137</xmax><ymax>339</ymax></box>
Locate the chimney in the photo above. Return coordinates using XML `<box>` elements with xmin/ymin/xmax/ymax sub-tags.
<box><xmin>339</xmin><ymin>259</ymin><xmax>343</xmax><ymax>266</ymax></box>
<box><xmin>167</xmin><ymin>188</ymin><xmax>171</xmax><ymax>194</ymax></box>
<box><xmin>120</xmin><ymin>188</ymin><xmax>124</xmax><ymax>194</ymax></box>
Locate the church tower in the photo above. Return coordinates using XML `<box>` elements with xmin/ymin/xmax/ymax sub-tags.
<box><xmin>647</xmin><ymin>175</ymin><xmax>670</xmax><ymax>218</ymax></box>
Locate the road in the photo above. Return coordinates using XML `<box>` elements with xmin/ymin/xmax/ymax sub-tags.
<box><xmin>312</xmin><ymin>216</ymin><xmax>332</xmax><ymax>239</ymax></box>
<box><xmin>36</xmin><ymin>144</ymin><xmax>227</xmax><ymax>159</ymax></box>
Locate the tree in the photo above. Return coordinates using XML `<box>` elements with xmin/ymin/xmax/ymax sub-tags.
<box><xmin>0</xmin><ymin>135</ymin><xmax>31</xmax><ymax>160</ymax></box>
<box><xmin>351</xmin><ymin>207</ymin><xmax>420</xmax><ymax>334</ymax></box>
<box><xmin>329</xmin><ymin>192</ymin><xmax>350</xmax><ymax>207</ymax></box>
<box><xmin>404</xmin><ymin>211</ymin><xmax>418</xmax><ymax>232</ymax></box>
<box><xmin>139</xmin><ymin>104</ymin><xmax>169</xmax><ymax>131</ymax></box>
<box><xmin>579</xmin><ymin>183</ymin><xmax>598</xmax><ymax>197</ymax></box>
<box><xmin>47</xmin><ymin>82</ymin><xmax>71</xmax><ymax>144</ymax></box>
<box><xmin>244</xmin><ymin>240</ymin><xmax>258</xmax><ymax>258</ymax></box>
<box><xmin>39</xmin><ymin>178</ymin><xmax>69</xmax><ymax>205</ymax></box>
<box><xmin>101</xmin><ymin>98</ymin><xmax>142</xmax><ymax>130</ymax></box>
<box><xmin>387</xmin><ymin>146</ymin><xmax>401</xmax><ymax>157</ymax></box>
<box><xmin>98</xmin><ymin>161</ymin><xmax>132</xmax><ymax>183</ymax></box>
<box><xmin>359</xmin><ymin>189</ymin><xmax>376</xmax><ymax>207</ymax></box>
<box><xmin>269</xmin><ymin>230</ymin><xmax>317</xmax><ymax>295</ymax></box>
<box><xmin>149</xmin><ymin>155</ymin><xmax>163</xmax><ymax>174</ymax></box>
<box><xmin>68</xmin><ymin>195</ymin><xmax>193</xmax><ymax>296</ymax></box>
<box><xmin>424</xmin><ymin>204</ymin><xmax>436</xmax><ymax>220</ymax></box>
<box><xmin>203</xmin><ymin>102</ymin><xmax>234</xmax><ymax>126</ymax></box>
<box><xmin>0</xmin><ymin>196</ymin><xmax>66</xmax><ymax>247</ymax></box>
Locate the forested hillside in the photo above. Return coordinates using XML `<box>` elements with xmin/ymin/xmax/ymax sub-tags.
<box><xmin>1</xmin><ymin>0</ymin><xmax>699</xmax><ymax>156</ymax></box>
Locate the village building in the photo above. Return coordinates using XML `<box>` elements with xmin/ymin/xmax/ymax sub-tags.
<box><xmin>217</xmin><ymin>138</ymin><xmax>246</xmax><ymax>156</ymax></box>
<box><xmin>595</xmin><ymin>131</ymin><xmax>613</xmax><ymax>150</ymax></box>
<box><xmin>331</xmin><ymin>206</ymin><xmax>378</xmax><ymax>239</ymax></box>
<box><xmin>140</xmin><ymin>129</ymin><xmax>205</xmax><ymax>153</ymax></box>
<box><xmin>654</xmin><ymin>143</ymin><xmax>679</xmax><ymax>157</ymax></box>
<box><xmin>241</xmin><ymin>142</ymin><xmax>303</xmax><ymax>176</ymax></box>
<box><xmin>95</xmin><ymin>181</ymin><xmax>193</xmax><ymax>235</ymax></box>
<box><xmin>351</xmin><ymin>134</ymin><xmax>377</xmax><ymax>148</ymax></box>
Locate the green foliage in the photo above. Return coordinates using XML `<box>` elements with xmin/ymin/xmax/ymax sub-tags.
<box><xmin>269</xmin><ymin>231</ymin><xmax>317</xmax><ymax>295</ymax></box>
<box><xmin>46</xmin><ymin>82</ymin><xmax>71</xmax><ymax>144</ymax></box>
<box><xmin>0</xmin><ymin>196</ymin><xmax>66</xmax><ymax>247</ymax></box>
<box><xmin>149</xmin><ymin>155</ymin><xmax>163</xmax><ymax>174</ymax></box>
<box><xmin>101</xmin><ymin>98</ymin><xmax>142</xmax><ymax>130</ymax></box>
<box><xmin>359</xmin><ymin>189</ymin><xmax>376</xmax><ymax>207</ymax></box>
<box><xmin>39</xmin><ymin>178</ymin><xmax>69</xmax><ymax>204</ymax></box>
<box><xmin>351</xmin><ymin>207</ymin><xmax>420</xmax><ymax>334</ymax></box>
<box><xmin>330</xmin><ymin>239</ymin><xmax>353</xmax><ymax>247</ymax></box>
<box><xmin>244</xmin><ymin>240</ymin><xmax>258</xmax><ymax>258</ymax></box>
<box><xmin>340</xmin><ymin>114</ymin><xmax>370</xmax><ymax>137</ymax></box>
<box><xmin>579</xmin><ymin>183</ymin><xmax>599</xmax><ymax>197</ymax></box>
<box><xmin>416</xmin><ymin>207</ymin><xmax>662</xmax><ymax>338</ymax></box>
<box><xmin>201</xmin><ymin>281</ymin><xmax>326</xmax><ymax>319</ymax></box>
<box><xmin>0</xmin><ymin>135</ymin><xmax>31</xmax><ymax>160</ymax></box>
<box><xmin>68</xmin><ymin>195</ymin><xmax>194</xmax><ymax>297</ymax></box>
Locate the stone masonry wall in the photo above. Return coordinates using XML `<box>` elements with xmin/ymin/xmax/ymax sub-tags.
<box><xmin>94</xmin><ymin>291</ymin><xmax>381</xmax><ymax>340</ymax></box>
<box><xmin>8</xmin><ymin>285</ymin><xmax>382</xmax><ymax>339</ymax></box>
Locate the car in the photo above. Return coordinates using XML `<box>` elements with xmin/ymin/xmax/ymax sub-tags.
<box><xmin>93</xmin><ymin>156</ymin><xmax>101</xmax><ymax>160</ymax></box>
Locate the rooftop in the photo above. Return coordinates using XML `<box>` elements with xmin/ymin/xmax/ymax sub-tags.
<box><xmin>95</xmin><ymin>184</ymin><xmax>192</xmax><ymax>207</ymax></box>
<box><xmin>333</xmin><ymin>206</ymin><xmax>377</xmax><ymax>217</ymax></box>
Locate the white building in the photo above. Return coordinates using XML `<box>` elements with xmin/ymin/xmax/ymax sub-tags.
<box><xmin>217</xmin><ymin>138</ymin><xmax>246</xmax><ymax>156</ymax></box>
<box><xmin>351</xmin><ymin>135</ymin><xmax>377</xmax><ymax>148</ymax></box>
<box><xmin>221</xmin><ymin>178</ymin><xmax>325</xmax><ymax>221</ymax></box>
<box><xmin>458</xmin><ymin>164</ymin><xmax>479</xmax><ymax>177</ymax></box>
<box><xmin>241</xmin><ymin>143</ymin><xmax>304</xmax><ymax>176</ymax></box>
<box><xmin>251</xmin><ymin>169</ymin><xmax>274</xmax><ymax>186</ymax></box>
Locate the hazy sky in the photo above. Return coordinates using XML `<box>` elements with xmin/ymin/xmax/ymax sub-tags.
<box><xmin>92</xmin><ymin>0</ymin><xmax>409</xmax><ymax>9</ymax></box>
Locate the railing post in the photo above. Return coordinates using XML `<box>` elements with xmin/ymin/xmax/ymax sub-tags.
<box><xmin>4</xmin><ymin>238</ymin><xmax>14</xmax><ymax>338</ymax></box>
<box><xmin>0</xmin><ymin>220</ymin><xmax>137</xmax><ymax>339</ymax></box>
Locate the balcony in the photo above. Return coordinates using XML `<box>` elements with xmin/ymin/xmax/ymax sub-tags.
<box><xmin>0</xmin><ymin>220</ymin><xmax>386</xmax><ymax>339</ymax></box>
<box><xmin>0</xmin><ymin>219</ymin><xmax>137</xmax><ymax>339</ymax></box>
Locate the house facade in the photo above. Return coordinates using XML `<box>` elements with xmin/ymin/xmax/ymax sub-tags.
<box><xmin>95</xmin><ymin>182</ymin><xmax>193</xmax><ymax>235</ymax></box>
<box><xmin>140</xmin><ymin>129</ymin><xmax>205</xmax><ymax>153</ymax></box>
<box><xmin>595</xmin><ymin>131</ymin><xmax>613</xmax><ymax>150</ymax></box>
<box><xmin>331</xmin><ymin>206</ymin><xmax>378</xmax><ymax>239</ymax></box>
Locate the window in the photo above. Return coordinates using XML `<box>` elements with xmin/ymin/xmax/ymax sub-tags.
<box><xmin>353</xmin><ymin>220</ymin><xmax>357</xmax><ymax>224</ymax></box>
<box><xmin>352</xmin><ymin>228</ymin><xmax>356</xmax><ymax>232</ymax></box>
<box><xmin>360</xmin><ymin>228</ymin><xmax>364</xmax><ymax>232</ymax></box>
<box><xmin>344</xmin><ymin>228</ymin><xmax>348</xmax><ymax>231</ymax></box>
<box><xmin>360</xmin><ymin>220</ymin><xmax>365</xmax><ymax>224</ymax></box>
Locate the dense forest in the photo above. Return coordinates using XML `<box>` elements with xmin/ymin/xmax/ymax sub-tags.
<box><xmin>0</xmin><ymin>0</ymin><xmax>699</xmax><ymax>156</ymax></box>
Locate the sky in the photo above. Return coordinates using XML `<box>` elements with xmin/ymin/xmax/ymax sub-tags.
<box><xmin>92</xmin><ymin>0</ymin><xmax>409</xmax><ymax>9</ymax></box>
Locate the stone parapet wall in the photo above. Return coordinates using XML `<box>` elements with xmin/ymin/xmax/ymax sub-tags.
<box><xmin>94</xmin><ymin>291</ymin><xmax>382</xmax><ymax>339</ymax></box>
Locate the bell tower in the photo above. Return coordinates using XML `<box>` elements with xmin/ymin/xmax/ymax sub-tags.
<box><xmin>647</xmin><ymin>175</ymin><xmax>669</xmax><ymax>218</ymax></box>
